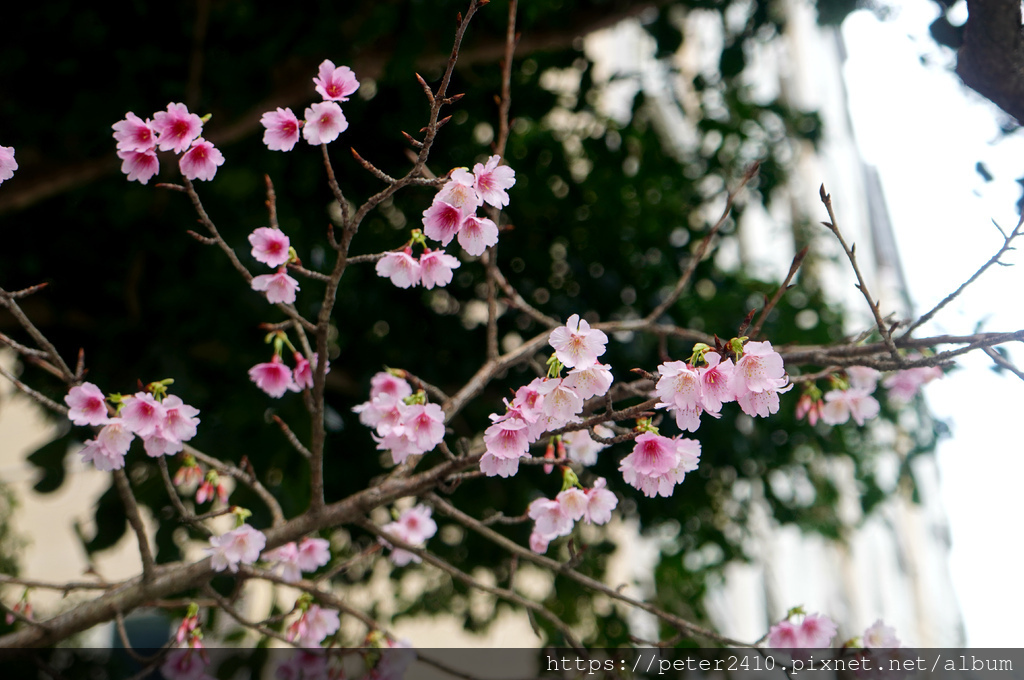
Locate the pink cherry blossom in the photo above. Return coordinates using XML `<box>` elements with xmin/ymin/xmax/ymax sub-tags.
<box><xmin>370</xmin><ymin>371</ymin><xmax>413</xmax><ymax>400</ymax></box>
<box><xmin>556</xmin><ymin>487</ymin><xmax>588</xmax><ymax>521</ymax></box>
<box><xmin>260</xmin><ymin>107</ymin><xmax>300</xmax><ymax>151</ymax></box>
<box><xmin>205</xmin><ymin>524</ymin><xmax>267</xmax><ymax>573</ymax></box>
<box><xmin>400</xmin><ymin>402</ymin><xmax>446</xmax><ymax>452</ymax></box>
<box><xmin>296</xmin><ymin>537</ymin><xmax>331</xmax><ymax>572</ymax></box>
<box><xmin>699</xmin><ymin>352</ymin><xmax>736</xmax><ymax>411</ymax></box>
<box><xmin>799</xmin><ymin>613</ymin><xmax>838</xmax><ymax>647</ymax></box>
<box><xmin>303</xmin><ymin>101</ymin><xmax>348</xmax><ymax>145</ymax></box>
<box><xmin>0</xmin><ymin>145</ymin><xmax>17</xmax><ymax>184</ymax></box>
<box><xmin>862</xmin><ymin>619</ymin><xmax>901</xmax><ymax>648</ymax></box>
<box><xmin>422</xmin><ymin>200</ymin><xmax>467</xmax><ymax>246</ymax></box>
<box><xmin>656</xmin><ymin>361</ymin><xmax>706</xmax><ymax>432</ymax></box>
<box><xmin>619</xmin><ymin>433</ymin><xmax>700</xmax><ymax>498</ymax></box>
<box><xmin>528</xmin><ymin>498</ymin><xmax>574</xmax><ymax>540</ymax></box>
<box><xmin>529</xmin><ymin>530</ymin><xmax>550</xmax><ymax>554</ymax></box>
<box><xmin>436</xmin><ymin>170</ymin><xmax>483</xmax><ymax>212</ymax></box>
<box><xmin>290</xmin><ymin>352</ymin><xmax>328</xmax><ymax>391</ymax></box>
<box><xmin>737</xmin><ymin>388</ymin><xmax>783</xmax><ymax>418</ymax></box>
<box><xmin>549</xmin><ymin>314</ymin><xmax>608</xmax><ymax>369</ymax></box>
<box><xmin>288</xmin><ymin>604</ymin><xmax>340</xmax><ymax>647</ymax></box>
<box><xmin>535</xmin><ymin>378</ymin><xmax>584</xmax><ymax>429</ymax></box>
<box><xmin>313</xmin><ymin>60</ymin><xmax>360</xmax><ymax>102</ymax></box>
<box><xmin>795</xmin><ymin>393</ymin><xmax>823</xmax><ymax>426</ymax></box>
<box><xmin>248</xmin><ymin>227</ymin><xmax>291</xmax><ymax>268</ymax></box>
<box><xmin>249</xmin><ymin>354</ymin><xmax>296</xmax><ymax>397</ymax></box>
<box><xmin>733</xmin><ymin>341</ymin><xmax>788</xmax><ymax>393</ymax></box>
<box><xmin>479</xmin><ymin>452</ymin><xmax>523</xmax><ymax>478</ymax></box>
<box><xmin>79</xmin><ymin>420</ymin><xmax>134</xmax><ymax>471</ymax></box>
<box><xmin>153</xmin><ymin>103</ymin><xmax>203</xmax><ymax>154</ymax></box>
<box><xmin>251</xmin><ymin>269</ymin><xmax>300</xmax><ymax>304</ymax></box>
<box><xmin>563</xmin><ymin>362</ymin><xmax>613</xmax><ymax>400</ymax></box>
<box><xmin>112</xmin><ymin>112</ymin><xmax>157</xmax><ymax>152</ymax></box>
<box><xmin>380</xmin><ymin>504</ymin><xmax>437</xmax><ymax>565</ymax></box>
<box><xmin>120</xmin><ymin>392</ymin><xmax>167</xmax><ymax>438</ymax></box>
<box><xmin>262</xmin><ymin>542</ymin><xmax>302</xmax><ymax>582</ymax></box>
<box><xmin>847</xmin><ymin>365</ymin><xmax>881</xmax><ymax>392</ymax></box>
<box><xmin>883</xmin><ymin>364</ymin><xmax>943</xmax><ymax>402</ymax></box>
<box><xmin>767</xmin><ymin>620</ymin><xmax>802</xmax><ymax>648</ymax></box>
<box><xmin>563</xmin><ymin>425</ymin><xmax>612</xmax><ymax>466</ymax></box>
<box><xmin>376</xmin><ymin>250</ymin><xmax>421</xmax><ymax>289</ymax></box>
<box><xmin>820</xmin><ymin>388</ymin><xmax>880</xmax><ymax>426</ymax></box>
<box><xmin>353</xmin><ymin>392</ymin><xmax>403</xmax><ymax>431</ymax></box>
<box><xmin>65</xmin><ymin>382</ymin><xmax>110</xmax><ymax>426</ymax></box>
<box><xmin>179</xmin><ymin>138</ymin><xmax>224</xmax><ymax>182</ymax></box>
<box><xmin>583</xmin><ymin>478</ymin><xmax>617</xmax><ymax>525</ymax></box>
<box><xmin>143</xmin><ymin>395</ymin><xmax>200</xmax><ymax>457</ymax></box>
<box><xmin>161</xmin><ymin>649</ymin><xmax>211</xmax><ymax>680</ymax></box>
<box><xmin>457</xmin><ymin>214</ymin><xmax>499</xmax><ymax>256</ymax></box>
<box><xmin>117</xmin><ymin>149</ymin><xmax>159</xmax><ymax>184</ymax></box>
<box><xmin>483</xmin><ymin>417</ymin><xmax>531</xmax><ymax>460</ymax></box>
<box><xmin>419</xmin><ymin>249</ymin><xmax>461</xmax><ymax>289</ymax></box>
<box><xmin>471</xmin><ymin>155</ymin><xmax>517</xmax><ymax>208</ymax></box>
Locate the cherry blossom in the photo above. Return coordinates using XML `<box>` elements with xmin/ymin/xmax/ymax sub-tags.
<box><xmin>120</xmin><ymin>392</ymin><xmax>166</xmax><ymax>438</ymax></box>
<box><xmin>161</xmin><ymin>649</ymin><xmax>212</xmax><ymax>680</ymax></box>
<box><xmin>883</xmin><ymin>364</ymin><xmax>943</xmax><ymax>402</ymax></box>
<box><xmin>376</xmin><ymin>250</ymin><xmax>421</xmax><ymax>289</ymax></box>
<box><xmin>205</xmin><ymin>524</ymin><xmax>267</xmax><ymax>573</ymax></box>
<box><xmin>471</xmin><ymin>155</ymin><xmax>517</xmax><ymax>208</ymax></box>
<box><xmin>699</xmin><ymin>351</ymin><xmax>736</xmax><ymax>412</ymax></box>
<box><xmin>767</xmin><ymin>620</ymin><xmax>801</xmax><ymax>648</ymax></box>
<box><xmin>370</xmin><ymin>371</ymin><xmax>413</xmax><ymax>400</ymax></box>
<box><xmin>563</xmin><ymin>362</ymin><xmax>613</xmax><ymax>400</ymax></box>
<box><xmin>768</xmin><ymin>612</ymin><xmax>838</xmax><ymax>648</ymax></box>
<box><xmin>248</xmin><ymin>227</ymin><xmax>291</xmax><ymax>268</ymax></box>
<box><xmin>400</xmin><ymin>402</ymin><xmax>446</xmax><ymax>452</ymax></box>
<box><xmin>262</xmin><ymin>542</ymin><xmax>302</xmax><ymax>582</ymax></box>
<box><xmin>549</xmin><ymin>314</ymin><xmax>608</xmax><ymax>369</ymax></box>
<box><xmin>656</xmin><ymin>361</ymin><xmax>707</xmax><ymax>432</ymax></box>
<box><xmin>436</xmin><ymin>170</ymin><xmax>483</xmax><ymax>212</ymax></box>
<box><xmin>421</xmin><ymin>200</ymin><xmax>467</xmax><ymax>246</ymax></box>
<box><xmin>457</xmin><ymin>214</ymin><xmax>499</xmax><ymax>256</ymax></box>
<box><xmin>251</xmin><ymin>269</ymin><xmax>300</xmax><ymax>304</ymax></box>
<box><xmin>482</xmin><ymin>417</ymin><xmax>531</xmax><ymax>461</ymax></box>
<box><xmin>795</xmin><ymin>393</ymin><xmax>823</xmax><ymax>425</ymax></box>
<box><xmin>142</xmin><ymin>395</ymin><xmax>201</xmax><ymax>457</ymax></box>
<box><xmin>288</xmin><ymin>604</ymin><xmax>340</xmax><ymax>647</ymax></box>
<box><xmin>619</xmin><ymin>432</ymin><xmax>700</xmax><ymax>498</ymax></box>
<box><xmin>0</xmin><ymin>145</ymin><xmax>17</xmax><ymax>184</ymax></box>
<box><xmin>112</xmin><ymin>112</ymin><xmax>157</xmax><ymax>152</ymax></box>
<box><xmin>290</xmin><ymin>352</ymin><xmax>328</xmax><ymax>391</ymax></box>
<box><xmin>418</xmin><ymin>249</ymin><xmax>460</xmax><ymax>289</ymax></box>
<box><xmin>380</xmin><ymin>504</ymin><xmax>437</xmax><ymax>566</ymax></box>
<box><xmin>196</xmin><ymin>471</ymin><xmax>228</xmax><ymax>505</ymax></box>
<box><xmin>249</xmin><ymin>354</ymin><xmax>296</xmax><ymax>397</ymax></box>
<box><xmin>583</xmin><ymin>478</ymin><xmax>617</xmax><ymax>525</ymax></box>
<box><xmin>528</xmin><ymin>498</ymin><xmax>573</xmax><ymax>540</ymax></box>
<box><xmin>529</xmin><ymin>531</ymin><xmax>550</xmax><ymax>554</ymax></box>
<box><xmin>556</xmin><ymin>487</ymin><xmax>588</xmax><ymax>521</ymax></box>
<box><xmin>79</xmin><ymin>420</ymin><xmax>134</xmax><ymax>471</ymax></box>
<box><xmin>65</xmin><ymin>382</ymin><xmax>110</xmax><ymax>426</ymax></box>
<box><xmin>117</xmin><ymin>149</ymin><xmax>160</xmax><ymax>184</ymax></box>
<box><xmin>153</xmin><ymin>103</ymin><xmax>203</xmax><ymax>154</ymax></box>
<box><xmin>295</xmin><ymin>537</ymin><xmax>331</xmax><ymax>572</ymax></box>
<box><xmin>820</xmin><ymin>388</ymin><xmax>880</xmax><ymax>426</ymax></box>
<box><xmin>179</xmin><ymin>138</ymin><xmax>224</xmax><ymax>182</ymax></box>
<box><xmin>733</xmin><ymin>341</ymin><xmax>788</xmax><ymax>394</ymax></box>
<box><xmin>303</xmin><ymin>101</ymin><xmax>348</xmax><ymax>145</ymax></box>
<box><xmin>313</xmin><ymin>60</ymin><xmax>359</xmax><ymax>102</ymax></box>
<box><xmin>862</xmin><ymin>619</ymin><xmax>901</xmax><ymax>648</ymax></box>
<box><xmin>259</xmin><ymin>107</ymin><xmax>300</xmax><ymax>151</ymax></box>
<box><xmin>562</xmin><ymin>425</ymin><xmax>612</xmax><ymax>466</ymax></box>
<box><xmin>479</xmin><ymin>452</ymin><xmax>524</xmax><ymax>478</ymax></box>
<box><xmin>847</xmin><ymin>365</ymin><xmax>881</xmax><ymax>391</ymax></box>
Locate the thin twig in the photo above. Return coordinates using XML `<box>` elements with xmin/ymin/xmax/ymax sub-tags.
<box><xmin>156</xmin><ymin>456</ymin><xmax>212</xmax><ymax>538</ymax></box>
<box><xmin>0</xmin><ymin>363</ymin><xmax>69</xmax><ymax>415</ymax></box>
<box><xmin>113</xmin><ymin>469</ymin><xmax>156</xmax><ymax>583</ymax></box>
<box><xmin>271</xmin><ymin>415</ymin><xmax>313</xmax><ymax>459</ymax></box>
<box><xmin>983</xmin><ymin>346</ymin><xmax>1024</xmax><ymax>381</ymax></box>
<box><xmin>748</xmin><ymin>246</ymin><xmax>808</xmax><ymax>339</ymax></box>
<box><xmin>0</xmin><ymin>287</ymin><xmax>74</xmax><ymax>381</ymax></box>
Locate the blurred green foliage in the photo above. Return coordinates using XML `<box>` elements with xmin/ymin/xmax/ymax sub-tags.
<box><xmin>0</xmin><ymin>0</ymin><xmax>937</xmax><ymax>645</ymax></box>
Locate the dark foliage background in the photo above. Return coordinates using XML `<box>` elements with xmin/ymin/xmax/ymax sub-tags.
<box><xmin>0</xmin><ymin>0</ymin><xmax>939</xmax><ymax>644</ymax></box>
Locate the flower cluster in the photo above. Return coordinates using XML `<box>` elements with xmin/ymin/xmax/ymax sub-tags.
<box><xmin>820</xmin><ymin>366</ymin><xmax>881</xmax><ymax>426</ymax></box>
<box><xmin>376</xmin><ymin>245</ymin><xmax>461</xmax><ymax>290</ymax></box>
<box><xmin>481</xmin><ymin>314</ymin><xmax>612</xmax><ymax>478</ymax></box>
<box><xmin>173</xmin><ymin>454</ymin><xmax>229</xmax><ymax>506</ymax></box>
<box><xmin>421</xmin><ymin>156</ymin><xmax>513</xmax><ymax>252</ymax></box>
<box><xmin>260</xmin><ymin>60</ymin><xmax>358</xmax><ymax>151</ymax></box>
<box><xmin>379</xmin><ymin>504</ymin><xmax>438</xmax><ymax>566</ymax></box>
<box><xmin>768</xmin><ymin>611</ymin><xmax>838</xmax><ymax>648</ymax></box>
<box><xmin>528</xmin><ymin>475</ymin><xmax>617</xmax><ymax>554</ymax></box>
<box><xmin>248</xmin><ymin>226</ymin><xmax>301</xmax><ymax>305</ymax></box>
<box><xmin>288</xmin><ymin>602</ymin><xmax>341</xmax><ymax>647</ymax></box>
<box><xmin>0</xmin><ymin>145</ymin><xmax>17</xmax><ymax>185</ymax></box>
<box><xmin>66</xmin><ymin>381</ymin><xmax>200</xmax><ymax>471</ymax></box>
<box><xmin>250</xmin><ymin>350</ymin><xmax>329</xmax><ymax>398</ymax></box>
<box><xmin>113</xmin><ymin>103</ymin><xmax>223</xmax><ymax>184</ymax></box>
<box><xmin>262</xmin><ymin>537</ymin><xmax>331</xmax><ymax>583</ymax></box>
<box><xmin>205</xmin><ymin>522</ymin><xmax>267</xmax><ymax>573</ymax></box>
<box><xmin>656</xmin><ymin>340</ymin><xmax>791</xmax><ymax>432</ymax></box>
<box><xmin>883</xmin><ymin>362</ymin><xmax>943</xmax><ymax>403</ymax></box>
<box><xmin>353</xmin><ymin>371</ymin><xmax>446</xmax><ymax>464</ymax></box>
<box><xmin>619</xmin><ymin>429</ymin><xmax>701</xmax><ymax>498</ymax></box>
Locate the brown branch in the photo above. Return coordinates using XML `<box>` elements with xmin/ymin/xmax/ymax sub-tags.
<box><xmin>983</xmin><ymin>346</ymin><xmax>1024</xmax><ymax>381</ymax></box>
<box><xmin>956</xmin><ymin>0</ymin><xmax>1024</xmax><ymax>124</ymax></box>
<box><xmin>271</xmin><ymin>414</ymin><xmax>313</xmax><ymax>459</ymax></box>
<box><xmin>748</xmin><ymin>246</ymin><xmax>808</xmax><ymax>340</ymax></box>
<box><xmin>0</xmin><ymin>287</ymin><xmax>74</xmax><ymax>382</ymax></box>
<box><xmin>112</xmin><ymin>469</ymin><xmax>156</xmax><ymax>583</ymax></box>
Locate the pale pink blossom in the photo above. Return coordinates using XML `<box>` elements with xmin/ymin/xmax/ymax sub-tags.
<box><xmin>847</xmin><ymin>366</ymin><xmax>881</xmax><ymax>392</ymax></box>
<box><xmin>0</xmin><ymin>145</ymin><xmax>17</xmax><ymax>184</ymax></box>
<box><xmin>143</xmin><ymin>395</ymin><xmax>201</xmax><ymax>457</ymax></box>
<box><xmin>862</xmin><ymin>619</ymin><xmax>901</xmax><ymax>648</ymax></box>
<box><xmin>563</xmin><ymin>425</ymin><xmax>612</xmax><ymax>466</ymax></box>
<box><xmin>296</xmin><ymin>537</ymin><xmax>331</xmax><ymax>572</ymax></box>
<box><xmin>733</xmin><ymin>341</ymin><xmax>788</xmax><ymax>393</ymax></box>
<box><xmin>206</xmin><ymin>524</ymin><xmax>267</xmax><ymax>573</ymax></box>
<box><xmin>380</xmin><ymin>504</ymin><xmax>437</xmax><ymax>565</ymax></box>
<box><xmin>290</xmin><ymin>352</ymin><xmax>328</xmax><ymax>391</ymax></box>
<box><xmin>248</xmin><ymin>227</ymin><xmax>291</xmax><ymax>268</ymax></box>
<box><xmin>471</xmin><ymin>155</ymin><xmax>516</xmax><ymax>208</ymax></box>
<box><xmin>419</xmin><ymin>249</ymin><xmax>461</xmax><ymax>289</ymax></box>
<box><xmin>153</xmin><ymin>103</ymin><xmax>203</xmax><ymax>154</ymax></box>
<box><xmin>767</xmin><ymin>620</ymin><xmax>801</xmax><ymax>648</ymax></box>
<box><xmin>288</xmin><ymin>604</ymin><xmax>340</xmax><ymax>647</ymax></box>
<box><xmin>737</xmin><ymin>388</ymin><xmax>783</xmax><ymax>418</ymax></box>
<box><xmin>529</xmin><ymin>530</ymin><xmax>550</xmax><ymax>554</ymax></box>
<box><xmin>117</xmin><ymin>149</ymin><xmax>159</xmax><ymax>184</ymax></box>
<box><xmin>656</xmin><ymin>361</ymin><xmax>706</xmax><ymax>432</ymax></box>
<box><xmin>619</xmin><ymin>433</ymin><xmax>700</xmax><ymax>498</ymax></box>
<box><xmin>196</xmin><ymin>472</ymin><xmax>228</xmax><ymax>505</ymax></box>
<box><xmin>313</xmin><ymin>60</ymin><xmax>359</xmax><ymax>102</ymax></box>
<box><xmin>65</xmin><ymin>382</ymin><xmax>110</xmax><ymax>426</ymax></box>
<box><xmin>584</xmin><ymin>478</ymin><xmax>617</xmax><ymax>525</ymax></box>
<box><xmin>161</xmin><ymin>649</ymin><xmax>212</xmax><ymax>680</ymax></box>
<box><xmin>303</xmin><ymin>101</ymin><xmax>348</xmax><ymax>145</ymax></box>
<box><xmin>376</xmin><ymin>250</ymin><xmax>422</xmax><ymax>289</ymax></box>
<box><xmin>699</xmin><ymin>352</ymin><xmax>736</xmax><ymax>411</ymax></box>
<box><xmin>820</xmin><ymin>388</ymin><xmax>880</xmax><ymax>426</ymax></box>
<box><xmin>370</xmin><ymin>372</ymin><xmax>413</xmax><ymax>400</ymax></box>
<box><xmin>251</xmin><ymin>269</ymin><xmax>300</xmax><ymax>304</ymax></box>
<box><xmin>352</xmin><ymin>392</ymin><xmax>403</xmax><ymax>431</ymax></box>
<box><xmin>549</xmin><ymin>314</ymin><xmax>608</xmax><ymax>369</ymax></box>
<box><xmin>883</xmin><ymin>364</ymin><xmax>943</xmax><ymax>402</ymax></box>
<box><xmin>249</xmin><ymin>354</ymin><xmax>296</xmax><ymax>397</ymax></box>
<box><xmin>259</xmin><ymin>107</ymin><xmax>300</xmax><ymax>151</ymax></box>
<box><xmin>422</xmin><ymin>200</ymin><xmax>467</xmax><ymax>246</ymax></box>
<box><xmin>563</xmin><ymin>362</ymin><xmax>613</xmax><ymax>400</ymax></box>
<box><xmin>479</xmin><ymin>452</ymin><xmax>523</xmax><ymax>478</ymax></box>
<box><xmin>799</xmin><ymin>613</ymin><xmax>838</xmax><ymax>647</ymax></box>
<box><xmin>79</xmin><ymin>420</ymin><xmax>134</xmax><ymax>471</ymax></box>
<box><xmin>535</xmin><ymin>379</ymin><xmax>584</xmax><ymax>428</ymax></box>
<box><xmin>456</xmin><ymin>214</ymin><xmax>499</xmax><ymax>256</ymax></box>
<box><xmin>436</xmin><ymin>170</ymin><xmax>483</xmax><ymax>211</ymax></box>
<box><xmin>120</xmin><ymin>392</ymin><xmax>166</xmax><ymax>438</ymax></box>
<box><xmin>401</xmin><ymin>402</ymin><xmax>446</xmax><ymax>452</ymax></box>
<box><xmin>557</xmin><ymin>487</ymin><xmax>589</xmax><ymax>521</ymax></box>
<box><xmin>112</xmin><ymin>112</ymin><xmax>157</xmax><ymax>152</ymax></box>
<box><xmin>528</xmin><ymin>497</ymin><xmax>574</xmax><ymax>540</ymax></box>
<box><xmin>483</xmin><ymin>417</ymin><xmax>531</xmax><ymax>459</ymax></box>
<box><xmin>374</xmin><ymin>424</ymin><xmax>421</xmax><ymax>465</ymax></box>
<box><xmin>262</xmin><ymin>541</ymin><xmax>302</xmax><ymax>582</ymax></box>
<box><xmin>179</xmin><ymin>138</ymin><xmax>224</xmax><ymax>182</ymax></box>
